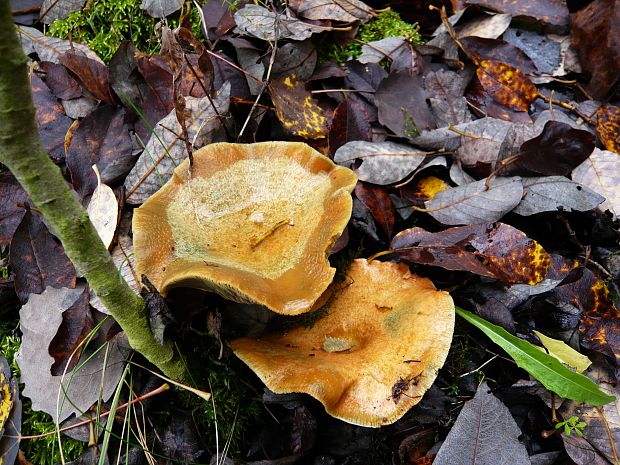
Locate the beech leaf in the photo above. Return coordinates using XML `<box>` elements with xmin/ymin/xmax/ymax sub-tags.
<box><xmin>424</xmin><ymin>176</ymin><xmax>523</xmax><ymax>225</ymax></box>
<box><xmin>433</xmin><ymin>382</ymin><xmax>530</xmax><ymax>465</ymax></box>
<box><xmin>456</xmin><ymin>307</ymin><xmax>615</xmax><ymax>405</ymax></box>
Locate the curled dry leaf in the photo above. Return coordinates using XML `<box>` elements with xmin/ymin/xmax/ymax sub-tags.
<box><xmin>86</xmin><ymin>165</ymin><xmax>118</xmax><ymax>249</ymax></box>
<box><xmin>424</xmin><ymin>176</ymin><xmax>523</xmax><ymax>225</ymax></box>
<box><xmin>476</xmin><ymin>59</ymin><xmax>538</xmax><ymax>112</ymax></box>
<box><xmin>234</xmin><ymin>5</ymin><xmax>325</xmax><ymax>42</ymax></box>
<box><xmin>391</xmin><ymin>222</ymin><xmax>550</xmax><ymax>285</ymax></box>
<box><xmin>291</xmin><ymin>0</ymin><xmax>373</xmax><ymax>22</ymax></box>
<box><xmin>140</xmin><ymin>0</ymin><xmax>182</xmax><ymax>18</ymax></box>
<box><xmin>269</xmin><ymin>73</ymin><xmax>328</xmax><ymax>139</ymax></box>
<box><xmin>513</xmin><ymin>176</ymin><xmax>604</xmax><ymax>216</ymax></box>
<box><xmin>572</xmin><ymin>148</ymin><xmax>620</xmax><ymax>217</ymax></box>
<box><xmin>334</xmin><ymin>141</ymin><xmax>427</xmax><ymax>185</ymax></box>
<box><xmin>596</xmin><ymin>104</ymin><xmax>620</xmax><ymax>154</ymax></box>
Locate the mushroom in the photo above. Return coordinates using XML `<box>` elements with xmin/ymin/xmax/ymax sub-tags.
<box><xmin>133</xmin><ymin>142</ymin><xmax>357</xmax><ymax>315</ymax></box>
<box><xmin>229</xmin><ymin>259</ymin><xmax>455</xmax><ymax>427</ymax></box>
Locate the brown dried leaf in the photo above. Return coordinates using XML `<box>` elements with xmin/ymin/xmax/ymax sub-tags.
<box><xmin>59</xmin><ymin>51</ymin><xmax>117</xmax><ymax>105</ymax></box>
<box><xmin>391</xmin><ymin>223</ymin><xmax>550</xmax><ymax>285</ymax></box>
<box><xmin>291</xmin><ymin>0</ymin><xmax>373</xmax><ymax>22</ymax></box>
<box><xmin>355</xmin><ymin>182</ymin><xmax>394</xmax><ymax>238</ymax></box>
<box><xmin>464</xmin><ymin>0</ymin><xmax>569</xmax><ymax>32</ymax></box>
<box><xmin>0</xmin><ymin>173</ymin><xmax>29</xmax><ymax>245</ymax></box>
<box><xmin>596</xmin><ymin>104</ymin><xmax>620</xmax><ymax>154</ymax></box>
<box><xmin>476</xmin><ymin>59</ymin><xmax>538</xmax><ymax>112</ymax></box>
<box><xmin>572</xmin><ymin>148</ymin><xmax>620</xmax><ymax>217</ymax></box>
<box><xmin>269</xmin><ymin>73</ymin><xmax>328</xmax><ymax>139</ymax></box>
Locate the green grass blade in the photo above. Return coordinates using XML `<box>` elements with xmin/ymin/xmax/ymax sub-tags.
<box><xmin>455</xmin><ymin>306</ymin><xmax>615</xmax><ymax>405</ymax></box>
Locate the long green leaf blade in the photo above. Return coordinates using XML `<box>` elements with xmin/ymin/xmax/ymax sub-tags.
<box><xmin>455</xmin><ymin>306</ymin><xmax>615</xmax><ymax>405</ymax></box>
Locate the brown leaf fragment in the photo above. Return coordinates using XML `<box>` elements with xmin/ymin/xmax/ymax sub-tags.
<box><xmin>572</xmin><ymin>148</ymin><xmax>620</xmax><ymax>217</ymax></box>
<box><xmin>391</xmin><ymin>223</ymin><xmax>550</xmax><ymax>285</ymax></box>
<box><xmin>424</xmin><ymin>176</ymin><xmax>523</xmax><ymax>225</ymax></box>
<box><xmin>571</xmin><ymin>0</ymin><xmax>620</xmax><ymax>99</ymax></box>
<box><xmin>476</xmin><ymin>59</ymin><xmax>538</xmax><ymax>112</ymax></box>
<box><xmin>30</xmin><ymin>73</ymin><xmax>72</xmax><ymax>162</ymax></box>
<box><xmin>460</xmin><ymin>36</ymin><xmax>537</xmax><ymax>74</ymax></box>
<box><xmin>201</xmin><ymin>0</ymin><xmax>236</xmax><ymax>37</ymax></box>
<box><xmin>596</xmin><ymin>104</ymin><xmax>620</xmax><ymax>154</ymax></box>
<box><xmin>9</xmin><ymin>210</ymin><xmax>76</xmax><ymax>302</ymax></box>
<box><xmin>328</xmin><ymin>97</ymin><xmax>372</xmax><ymax>156</ymax></box>
<box><xmin>234</xmin><ymin>4</ymin><xmax>325</xmax><ymax>41</ymax></box>
<box><xmin>38</xmin><ymin>61</ymin><xmax>82</xmax><ymax>100</ymax></box>
<box><xmin>269</xmin><ymin>73</ymin><xmax>328</xmax><ymax>139</ymax></box>
<box><xmin>464</xmin><ymin>0</ymin><xmax>569</xmax><ymax>32</ymax></box>
<box><xmin>355</xmin><ymin>182</ymin><xmax>394</xmax><ymax>238</ymax></box>
<box><xmin>59</xmin><ymin>51</ymin><xmax>117</xmax><ymax>105</ymax></box>
<box><xmin>290</xmin><ymin>0</ymin><xmax>373</xmax><ymax>22</ymax></box>
<box><xmin>49</xmin><ymin>285</ymin><xmax>94</xmax><ymax>375</ymax></box>
<box><xmin>0</xmin><ymin>173</ymin><xmax>29</xmax><ymax>245</ymax></box>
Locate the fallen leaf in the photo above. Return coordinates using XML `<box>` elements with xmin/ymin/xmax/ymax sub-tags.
<box><xmin>403</xmin><ymin>176</ymin><xmax>451</xmax><ymax>204</ymax></box>
<box><xmin>15</xmin><ymin>287</ymin><xmax>127</xmax><ymax>422</ymax></box>
<box><xmin>424</xmin><ymin>176</ymin><xmax>523</xmax><ymax>225</ymax></box>
<box><xmin>38</xmin><ymin>61</ymin><xmax>82</xmax><ymax>100</ymax></box>
<box><xmin>533</xmin><ymin>330</ymin><xmax>591</xmax><ymax>373</ymax></box>
<box><xmin>201</xmin><ymin>0</ymin><xmax>236</xmax><ymax>37</ymax></box>
<box><xmin>461</xmin><ymin>36</ymin><xmax>537</xmax><ymax>73</ymax></box>
<box><xmin>433</xmin><ymin>382</ymin><xmax>530</xmax><ymax>465</ymax></box>
<box><xmin>572</xmin><ymin>148</ymin><xmax>620</xmax><ymax>217</ymax></box>
<box><xmin>30</xmin><ymin>73</ymin><xmax>72</xmax><ymax>162</ymax></box>
<box><xmin>455</xmin><ymin>12</ymin><xmax>512</xmax><ymax>39</ymax></box>
<box><xmin>48</xmin><ymin>284</ymin><xmax>94</xmax><ymax>375</ymax></box>
<box><xmin>328</xmin><ymin>97</ymin><xmax>372</xmax><ymax>156</ymax></box>
<box><xmin>334</xmin><ymin>141</ymin><xmax>427</xmax><ymax>185</ymax></box>
<box><xmin>86</xmin><ymin>165</ymin><xmax>118</xmax><ymax>249</ymax></box>
<box><xmin>502</xmin><ymin>28</ymin><xmax>562</xmax><ymax>75</ymax></box>
<box><xmin>375</xmin><ymin>71</ymin><xmax>435</xmax><ymax>138</ymax></box>
<box><xmin>0</xmin><ymin>358</ymin><xmax>20</xmax><ymax>465</ymax></box>
<box><xmin>476</xmin><ymin>59</ymin><xmax>538</xmax><ymax>112</ymax></box>
<box><xmin>391</xmin><ymin>222</ymin><xmax>550</xmax><ymax>284</ymax></box>
<box><xmin>449</xmin><ymin>161</ymin><xmax>475</xmax><ymax>186</ymax></box>
<box><xmin>272</xmin><ymin>41</ymin><xmax>317</xmax><ymax>82</ymax></box>
<box><xmin>562</xmin><ymin>431</ymin><xmax>612</xmax><ymax>465</ymax></box>
<box><xmin>456</xmin><ymin>309</ymin><xmax>615</xmax><ymax>405</ymax></box>
<box><xmin>16</xmin><ymin>26</ymin><xmax>103</xmax><ymax>64</ymax></box>
<box><xmin>424</xmin><ymin>69</ymin><xmax>472</xmax><ymax>127</ymax></box>
<box><xmin>0</xmin><ymin>174</ymin><xmax>28</xmax><ymax>245</ymax></box>
<box><xmin>571</xmin><ymin>0</ymin><xmax>620</xmax><ymax>99</ymax></box>
<box><xmin>38</xmin><ymin>0</ymin><xmax>84</xmax><ymax>23</ymax></box>
<box><xmin>513</xmin><ymin>176</ymin><xmax>604</xmax><ymax>216</ymax></box>
<box><xmin>0</xmin><ymin>359</ymin><xmax>15</xmax><ymax>437</ymax></box>
<box><xmin>358</xmin><ymin>37</ymin><xmax>418</xmax><ymax>71</ymax></box>
<box><xmin>140</xmin><ymin>0</ymin><xmax>182</xmax><ymax>17</ymax></box>
<box><xmin>500</xmin><ymin>121</ymin><xmax>595</xmax><ymax>177</ymax></box>
<box><xmin>291</xmin><ymin>0</ymin><xmax>373</xmax><ymax>22</ymax></box>
<box><xmin>354</xmin><ymin>182</ymin><xmax>394</xmax><ymax>238</ymax></box>
<box><xmin>464</xmin><ymin>0</ymin><xmax>570</xmax><ymax>32</ymax></box>
<box><xmin>66</xmin><ymin>105</ymin><xmax>134</xmax><ymax>199</ymax></box>
<box><xmin>596</xmin><ymin>104</ymin><xmax>620</xmax><ymax>154</ymax></box>
<box><xmin>9</xmin><ymin>210</ymin><xmax>76</xmax><ymax>303</ymax></box>
<box><xmin>269</xmin><ymin>73</ymin><xmax>328</xmax><ymax>139</ymax></box>
<box><xmin>124</xmin><ymin>83</ymin><xmax>231</xmax><ymax>204</ymax></box>
<box><xmin>59</xmin><ymin>51</ymin><xmax>117</xmax><ymax>105</ymax></box>
<box><xmin>234</xmin><ymin>5</ymin><xmax>325</xmax><ymax>41</ymax></box>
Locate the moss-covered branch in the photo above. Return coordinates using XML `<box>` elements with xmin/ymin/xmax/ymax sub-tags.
<box><xmin>0</xmin><ymin>0</ymin><xmax>187</xmax><ymax>382</ymax></box>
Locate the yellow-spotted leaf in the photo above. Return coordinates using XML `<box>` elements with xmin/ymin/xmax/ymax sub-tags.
<box><xmin>0</xmin><ymin>358</ymin><xmax>14</xmax><ymax>435</ymax></box>
<box><xmin>269</xmin><ymin>73</ymin><xmax>328</xmax><ymax>139</ymax></box>
<box><xmin>477</xmin><ymin>60</ymin><xmax>538</xmax><ymax>112</ymax></box>
<box><xmin>533</xmin><ymin>330</ymin><xmax>592</xmax><ymax>373</ymax></box>
<box><xmin>596</xmin><ymin>104</ymin><xmax>620</xmax><ymax>154</ymax></box>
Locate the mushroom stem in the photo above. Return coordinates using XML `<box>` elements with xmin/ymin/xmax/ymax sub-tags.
<box><xmin>0</xmin><ymin>4</ymin><xmax>188</xmax><ymax>382</ymax></box>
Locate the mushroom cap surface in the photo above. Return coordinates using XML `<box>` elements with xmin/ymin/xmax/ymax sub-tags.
<box><xmin>133</xmin><ymin>142</ymin><xmax>357</xmax><ymax>315</ymax></box>
<box><xmin>230</xmin><ymin>259</ymin><xmax>455</xmax><ymax>427</ymax></box>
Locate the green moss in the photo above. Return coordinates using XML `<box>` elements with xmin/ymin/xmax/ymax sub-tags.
<box><xmin>48</xmin><ymin>0</ymin><xmax>202</xmax><ymax>62</ymax></box>
<box><xmin>324</xmin><ymin>9</ymin><xmax>423</xmax><ymax>65</ymax></box>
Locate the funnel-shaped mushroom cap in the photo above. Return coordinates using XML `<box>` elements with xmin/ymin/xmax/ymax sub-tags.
<box><xmin>133</xmin><ymin>142</ymin><xmax>357</xmax><ymax>315</ymax></box>
<box><xmin>230</xmin><ymin>259</ymin><xmax>455</xmax><ymax>427</ymax></box>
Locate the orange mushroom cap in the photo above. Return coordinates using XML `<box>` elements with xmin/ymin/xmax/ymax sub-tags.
<box><xmin>132</xmin><ymin>142</ymin><xmax>357</xmax><ymax>315</ymax></box>
<box><xmin>230</xmin><ymin>259</ymin><xmax>455</xmax><ymax>427</ymax></box>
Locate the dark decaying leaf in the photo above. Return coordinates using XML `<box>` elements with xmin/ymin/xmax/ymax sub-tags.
<box><xmin>502</xmin><ymin>28</ymin><xmax>562</xmax><ymax>75</ymax></box>
<box><xmin>290</xmin><ymin>0</ymin><xmax>373</xmax><ymax>22</ymax></box>
<box><xmin>201</xmin><ymin>0</ymin><xmax>236</xmax><ymax>37</ymax></box>
<box><xmin>562</xmin><ymin>434</ymin><xmax>610</xmax><ymax>465</ymax></box>
<box><xmin>38</xmin><ymin>61</ymin><xmax>82</xmax><ymax>100</ymax></box>
<box><xmin>159</xmin><ymin>415</ymin><xmax>204</xmax><ymax>462</ymax></box>
<box><xmin>499</xmin><ymin>121</ymin><xmax>595</xmax><ymax>177</ymax></box>
<box><xmin>9</xmin><ymin>210</ymin><xmax>76</xmax><ymax>303</ymax></box>
<box><xmin>328</xmin><ymin>97</ymin><xmax>372</xmax><ymax>156</ymax></box>
<box><xmin>269</xmin><ymin>73</ymin><xmax>328</xmax><ymax>139</ymax></box>
<box><xmin>0</xmin><ymin>358</ymin><xmax>20</xmax><ymax>465</ymax></box>
<box><xmin>141</xmin><ymin>276</ymin><xmax>175</xmax><ymax>346</ymax></box>
<box><xmin>354</xmin><ymin>182</ymin><xmax>394</xmax><ymax>239</ymax></box>
<box><xmin>464</xmin><ymin>0</ymin><xmax>570</xmax><ymax>32</ymax></box>
<box><xmin>48</xmin><ymin>285</ymin><xmax>94</xmax><ymax>375</ymax></box>
<box><xmin>344</xmin><ymin>61</ymin><xmax>387</xmax><ymax>103</ymax></box>
<box><xmin>476</xmin><ymin>59</ymin><xmax>538</xmax><ymax>112</ymax></box>
<box><xmin>59</xmin><ymin>51</ymin><xmax>117</xmax><ymax>105</ymax></box>
<box><xmin>290</xmin><ymin>405</ymin><xmax>317</xmax><ymax>454</ymax></box>
<box><xmin>38</xmin><ymin>0</ymin><xmax>84</xmax><ymax>23</ymax></box>
<box><xmin>66</xmin><ymin>105</ymin><xmax>134</xmax><ymax>199</ymax></box>
<box><xmin>462</xmin><ymin>36</ymin><xmax>537</xmax><ymax>75</ymax></box>
<box><xmin>433</xmin><ymin>382</ymin><xmax>530</xmax><ymax>465</ymax></box>
<box><xmin>30</xmin><ymin>73</ymin><xmax>72</xmax><ymax>162</ymax></box>
<box><xmin>513</xmin><ymin>176</ymin><xmax>604</xmax><ymax>216</ymax></box>
<box><xmin>375</xmin><ymin>71</ymin><xmax>436</xmax><ymax>138</ymax></box>
<box><xmin>466</xmin><ymin>75</ymin><xmax>533</xmax><ymax>124</ymax></box>
<box><xmin>424</xmin><ymin>69</ymin><xmax>472</xmax><ymax>127</ymax></box>
<box><xmin>234</xmin><ymin>5</ymin><xmax>324</xmax><ymax>42</ymax></box>
<box><xmin>0</xmin><ymin>174</ymin><xmax>29</xmax><ymax>245</ymax></box>
<box><xmin>140</xmin><ymin>0</ymin><xmax>181</xmax><ymax>18</ymax></box>
<box><xmin>571</xmin><ymin>0</ymin><xmax>620</xmax><ymax>99</ymax></box>
<box><xmin>272</xmin><ymin>41</ymin><xmax>317</xmax><ymax>82</ymax></box>
<box><xmin>596</xmin><ymin>104</ymin><xmax>620</xmax><ymax>154</ymax></box>
<box><xmin>572</xmin><ymin>148</ymin><xmax>620</xmax><ymax>217</ymax></box>
<box><xmin>424</xmin><ymin>176</ymin><xmax>523</xmax><ymax>225</ymax></box>
<box><xmin>334</xmin><ymin>140</ymin><xmax>427</xmax><ymax>185</ymax></box>
<box><xmin>351</xmin><ymin>198</ymin><xmax>380</xmax><ymax>243</ymax></box>
<box><xmin>391</xmin><ymin>222</ymin><xmax>550</xmax><ymax>284</ymax></box>
<box><xmin>17</xmin><ymin>25</ymin><xmax>102</xmax><ymax>64</ymax></box>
